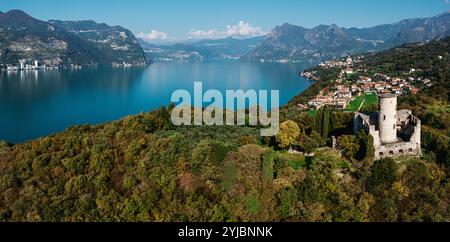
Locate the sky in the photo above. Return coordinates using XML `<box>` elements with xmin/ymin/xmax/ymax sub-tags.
<box><xmin>1</xmin><ymin>0</ymin><xmax>449</xmax><ymax>42</ymax></box>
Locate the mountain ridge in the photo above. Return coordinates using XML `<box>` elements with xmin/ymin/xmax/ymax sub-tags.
<box><xmin>0</xmin><ymin>9</ymin><xmax>150</xmax><ymax>67</ymax></box>
<box><xmin>140</xmin><ymin>36</ymin><xmax>264</xmax><ymax>62</ymax></box>
<box><xmin>243</xmin><ymin>12</ymin><xmax>450</xmax><ymax>62</ymax></box>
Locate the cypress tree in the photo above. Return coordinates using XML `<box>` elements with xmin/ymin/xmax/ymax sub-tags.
<box><xmin>321</xmin><ymin>105</ymin><xmax>330</xmax><ymax>139</ymax></box>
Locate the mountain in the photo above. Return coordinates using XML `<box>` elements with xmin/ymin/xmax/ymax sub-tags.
<box><xmin>347</xmin><ymin>12</ymin><xmax>450</xmax><ymax>45</ymax></box>
<box><xmin>0</xmin><ymin>10</ymin><xmax>149</xmax><ymax>67</ymax></box>
<box><xmin>140</xmin><ymin>36</ymin><xmax>264</xmax><ymax>62</ymax></box>
<box><xmin>49</xmin><ymin>20</ymin><xmax>150</xmax><ymax>65</ymax></box>
<box><xmin>242</xmin><ymin>23</ymin><xmax>377</xmax><ymax>63</ymax></box>
<box><xmin>243</xmin><ymin>12</ymin><xmax>450</xmax><ymax>63</ymax></box>
<box><xmin>192</xmin><ymin>36</ymin><xmax>264</xmax><ymax>59</ymax></box>
<box><xmin>139</xmin><ymin>39</ymin><xmax>216</xmax><ymax>62</ymax></box>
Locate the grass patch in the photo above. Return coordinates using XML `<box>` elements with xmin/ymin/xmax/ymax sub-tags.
<box><xmin>361</xmin><ymin>92</ymin><xmax>378</xmax><ymax>109</ymax></box>
<box><xmin>346</xmin><ymin>96</ymin><xmax>364</xmax><ymax>112</ymax></box>
<box><xmin>276</xmin><ymin>152</ymin><xmax>306</xmax><ymax>170</ymax></box>
<box><xmin>345</xmin><ymin>92</ymin><xmax>378</xmax><ymax>112</ymax></box>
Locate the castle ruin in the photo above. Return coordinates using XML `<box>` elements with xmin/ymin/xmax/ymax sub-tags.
<box><xmin>354</xmin><ymin>94</ymin><xmax>421</xmax><ymax>160</ymax></box>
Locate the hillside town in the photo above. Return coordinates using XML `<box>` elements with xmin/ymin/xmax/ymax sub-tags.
<box><xmin>299</xmin><ymin>56</ymin><xmax>433</xmax><ymax>110</ymax></box>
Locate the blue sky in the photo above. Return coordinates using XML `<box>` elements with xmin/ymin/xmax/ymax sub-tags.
<box><xmin>1</xmin><ymin>0</ymin><xmax>449</xmax><ymax>41</ymax></box>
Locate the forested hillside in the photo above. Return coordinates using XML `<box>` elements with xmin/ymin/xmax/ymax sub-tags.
<box><xmin>0</xmin><ymin>37</ymin><xmax>449</xmax><ymax>222</ymax></box>
<box><xmin>0</xmin><ymin>104</ymin><xmax>449</xmax><ymax>221</ymax></box>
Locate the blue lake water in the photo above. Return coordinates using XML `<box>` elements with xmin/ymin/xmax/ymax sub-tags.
<box><xmin>0</xmin><ymin>61</ymin><xmax>314</xmax><ymax>143</ymax></box>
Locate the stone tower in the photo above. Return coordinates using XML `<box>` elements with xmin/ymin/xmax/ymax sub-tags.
<box><xmin>378</xmin><ymin>94</ymin><xmax>397</xmax><ymax>144</ymax></box>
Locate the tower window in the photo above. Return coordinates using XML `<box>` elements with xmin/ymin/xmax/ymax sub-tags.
<box><xmin>383</xmin><ymin>115</ymin><xmax>386</xmax><ymax>120</ymax></box>
<box><xmin>393</xmin><ymin>124</ymin><xmax>396</xmax><ymax>129</ymax></box>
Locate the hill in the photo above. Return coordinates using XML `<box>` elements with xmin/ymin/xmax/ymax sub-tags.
<box><xmin>0</xmin><ymin>105</ymin><xmax>449</xmax><ymax>221</ymax></box>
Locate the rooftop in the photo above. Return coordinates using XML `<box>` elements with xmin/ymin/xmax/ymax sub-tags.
<box><xmin>378</xmin><ymin>93</ymin><xmax>397</xmax><ymax>98</ymax></box>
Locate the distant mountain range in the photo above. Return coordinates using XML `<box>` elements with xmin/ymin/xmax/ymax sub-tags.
<box><xmin>139</xmin><ymin>36</ymin><xmax>263</xmax><ymax>62</ymax></box>
<box><xmin>242</xmin><ymin>12</ymin><xmax>450</xmax><ymax>62</ymax></box>
<box><xmin>1</xmin><ymin>9</ymin><xmax>449</xmax><ymax>65</ymax></box>
<box><xmin>0</xmin><ymin>10</ymin><xmax>149</xmax><ymax>67</ymax></box>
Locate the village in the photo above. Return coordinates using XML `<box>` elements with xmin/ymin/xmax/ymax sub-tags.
<box><xmin>0</xmin><ymin>59</ymin><xmax>82</xmax><ymax>71</ymax></box>
<box><xmin>298</xmin><ymin>56</ymin><xmax>433</xmax><ymax>111</ymax></box>
<box><xmin>0</xmin><ymin>59</ymin><xmax>139</xmax><ymax>71</ymax></box>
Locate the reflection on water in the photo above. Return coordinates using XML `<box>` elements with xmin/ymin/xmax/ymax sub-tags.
<box><xmin>0</xmin><ymin>62</ymin><xmax>314</xmax><ymax>143</ymax></box>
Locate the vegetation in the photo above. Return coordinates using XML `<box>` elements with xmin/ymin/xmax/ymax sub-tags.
<box><xmin>0</xmin><ymin>37</ymin><xmax>449</xmax><ymax>222</ymax></box>
<box><xmin>276</xmin><ymin>121</ymin><xmax>301</xmax><ymax>149</ymax></box>
<box><xmin>0</xmin><ymin>102</ymin><xmax>449</xmax><ymax>222</ymax></box>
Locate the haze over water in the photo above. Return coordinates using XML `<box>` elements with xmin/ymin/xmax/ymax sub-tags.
<box><xmin>0</xmin><ymin>61</ymin><xmax>314</xmax><ymax>143</ymax></box>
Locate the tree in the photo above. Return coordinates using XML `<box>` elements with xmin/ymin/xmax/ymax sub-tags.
<box><xmin>336</xmin><ymin>135</ymin><xmax>359</xmax><ymax>160</ymax></box>
<box><xmin>313</xmin><ymin>106</ymin><xmax>331</xmax><ymax>139</ymax></box>
<box><xmin>356</xmin><ymin>130</ymin><xmax>374</xmax><ymax>161</ymax></box>
<box><xmin>262</xmin><ymin>150</ymin><xmax>275</xmax><ymax>183</ymax></box>
<box><xmin>276</xmin><ymin>120</ymin><xmax>301</xmax><ymax>149</ymax></box>
<box><xmin>367</xmin><ymin>158</ymin><xmax>398</xmax><ymax>192</ymax></box>
<box><xmin>321</xmin><ymin>105</ymin><xmax>331</xmax><ymax>139</ymax></box>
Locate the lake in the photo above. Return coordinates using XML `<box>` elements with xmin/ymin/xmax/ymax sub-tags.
<box><xmin>0</xmin><ymin>61</ymin><xmax>314</xmax><ymax>143</ymax></box>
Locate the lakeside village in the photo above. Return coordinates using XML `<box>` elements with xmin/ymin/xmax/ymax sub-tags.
<box><xmin>1</xmin><ymin>59</ymin><xmax>139</xmax><ymax>71</ymax></box>
<box><xmin>1</xmin><ymin>59</ymin><xmax>82</xmax><ymax>71</ymax></box>
<box><xmin>299</xmin><ymin>56</ymin><xmax>433</xmax><ymax>111</ymax></box>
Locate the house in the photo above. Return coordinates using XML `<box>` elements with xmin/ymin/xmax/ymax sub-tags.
<box><xmin>344</xmin><ymin>68</ymin><xmax>354</xmax><ymax>74</ymax></box>
<box><xmin>308</xmin><ymin>98</ymin><xmax>323</xmax><ymax>108</ymax></box>
<box><xmin>336</xmin><ymin>91</ymin><xmax>352</xmax><ymax>99</ymax></box>
<box><xmin>392</xmin><ymin>87</ymin><xmax>402</xmax><ymax>95</ymax></box>
<box><xmin>374</xmin><ymin>83</ymin><xmax>386</xmax><ymax>91</ymax></box>
<box><xmin>332</xmin><ymin>99</ymin><xmax>348</xmax><ymax>109</ymax></box>
<box><xmin>357</xmin><ymin>76</ymin><xmax>372</xmax><ymax>83</ymax></box>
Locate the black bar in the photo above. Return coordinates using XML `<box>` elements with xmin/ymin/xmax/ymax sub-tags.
<box><xmin>0</xmin><ymin>222</ymin><xmax>447</xmax><ymax>241</ymax></box>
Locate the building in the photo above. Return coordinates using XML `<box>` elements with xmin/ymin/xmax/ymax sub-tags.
<box><xmin>354</xmin><ymin>94</ymin><xmax>421</xmax><ymax>160</ymax></box>
<box><xmin>19</xmin><ymin>59</ymin><xmax>26</xmax><ymax>69</ymax></box>
<box><xmin>344</xmin><ymin>68</ymin><xmax>354</xmax><ymax>74</ymax></box>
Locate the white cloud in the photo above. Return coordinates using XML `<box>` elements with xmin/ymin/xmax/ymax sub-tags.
<box><xmin>188</xmin><ymin>21</ymin><xmax>266</xmax><ymax>39</ymax></box>
<box><xmin>136</xmin><ymin>30</ymin><xmax>168</xmax><ymax>41</ymax></box>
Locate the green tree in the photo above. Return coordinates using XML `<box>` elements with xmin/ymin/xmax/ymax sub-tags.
<box><xmin>356</xmin><ymin>130</ymin><xmax>374</xmax><ymax>161</ymax></box>
<box><xmin>313</xmin><ymin>106</ymin><xmax>331</xmax><ymax>139</ymax></box>
<box><xmin>367</xmin><ymin>158</ymin><xmax>398</xmax><ymax>192</ymax></box>
<box><xmin>321</xmin><ymin>105</ymin><xmax>330</xmax><ymax>139</ymax></box>
<box><xmin>262</xmin><ymin>150</ymin><xmax>275</xmax><ymax>182</ymax></box>
<box><xmin>336</xmin><ymin>135</ymin><xmax>359</xmax><ymax>160</ymax></box>
<box><xmin>276</xmin><ymin>120</ymin><xmax>301</xmax><ymax>149</ymax></box>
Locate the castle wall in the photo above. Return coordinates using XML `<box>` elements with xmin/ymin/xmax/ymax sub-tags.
<box><xmin>375</xmin><ymin>140</ymin><xmax>421</xmax><ymax>160</ymax></box>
